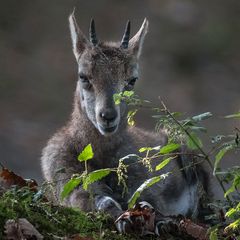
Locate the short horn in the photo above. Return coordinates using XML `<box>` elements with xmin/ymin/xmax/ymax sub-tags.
<box><xmin>89</xmin><ymin>18</ymin><xmax>98</xmax><ymax>46</ymax></box>
<box><xmin>120</xmin><ymin>20</ymin><xmax>131</xmax><ymax>49</ymax></box>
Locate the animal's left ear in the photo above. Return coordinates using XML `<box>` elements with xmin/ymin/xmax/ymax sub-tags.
<box><xmin>129</xmin><ymin>18</ymin><xmax>149</xmax><ymax>58</ymax></box>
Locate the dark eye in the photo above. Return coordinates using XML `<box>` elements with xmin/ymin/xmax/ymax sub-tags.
<box><xmin>79</xmin><ymin>73</ymin><xmax>92</xmax><ymax>90</ymax></box>
<box><xmin>125</xmin><ymin>77</ymin><xmax>138</xmax><ymax>90</ymax></box>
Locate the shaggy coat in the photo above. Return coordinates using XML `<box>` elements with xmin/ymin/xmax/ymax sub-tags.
<box><xmin>41</xmin><ymin>12</ymin><xmax>210</xmax><ymax>233</ymax></box>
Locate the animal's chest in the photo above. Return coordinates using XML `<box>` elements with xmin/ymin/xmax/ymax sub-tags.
<box><xmin>88</xmin><ymin>145</ymin><xmax>136</xmax><ymax>169</ymax></box>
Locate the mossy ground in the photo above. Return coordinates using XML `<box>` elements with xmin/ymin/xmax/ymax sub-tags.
<box><xmin>0</xmin><ymin>186</ymin><xmax>150</xmax><ymax>240</ymax></box>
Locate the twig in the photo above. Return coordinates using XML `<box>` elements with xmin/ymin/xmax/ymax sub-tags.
<box><xmin>160</xmin><ymin>99</ymin><xmax>233</xmax><ymax>206</ymax></box>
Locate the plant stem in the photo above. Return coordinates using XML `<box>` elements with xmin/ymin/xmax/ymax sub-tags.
<box><xmin>85</xmin><ymin>161</ymin><xmax>88</xmax><ymax>174</ymax></box>
<box><xmin>160</xmin><ymin>100</ymin><xmax>233</xmax><ymax>206</ymax></box>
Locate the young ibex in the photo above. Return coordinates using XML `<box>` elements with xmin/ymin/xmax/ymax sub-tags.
<box><xmin>41</xmin><ymin>12</ymin><xmax>210</xmax><ymax>234</ymax></box>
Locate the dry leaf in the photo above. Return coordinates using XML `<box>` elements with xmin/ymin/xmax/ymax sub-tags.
<box><xmin>0</xmin><ymin>168</ymin><xmax>38</xmax><ymax>191</ymax></box>
<box><xmin>115</xmin><ymin>201</ymin><xmax>155</xmax><ymax>234</ymax></box>
<box><xmin>180</xmin><ymin>219</ymin><xmax>209</xmax><ymax>240</ymax></box>
<box><xmin>4</xmin><ymin>218</ymin><xmax>43</xmax><ymax>240</ymax></box>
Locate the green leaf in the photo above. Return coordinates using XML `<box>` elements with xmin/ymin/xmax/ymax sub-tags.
<box><xmin>209</xmin><ymin>227</ymin><xmax>218</xmax><ymax>240</ymax></box>
<box><xmin>78</xmin><ymin>144</ymin><xmax>94</xmax><ymax>162</ymax></box>
<box><xmin>82</xmin><ymin>169</ymin><xmax>112</xmax><ymax>190</ymax></box>
<box><xmin>127</xmin><ymin>109</ymin><xmax>138</xmax><ymax>126</ymax></box>
<box><xmin>139</xmin><ymin>147</ymin><xmax>152</xmax><ymax>153</ymax></box>
<box><xmin>224</xmin><ymin>175</ymin><xmax>240</xmax><ymax>197</ymax></box>
<box><xmin>192</xmin><ymin>112</ymin><xmax>213</xmax><ymax>122</ymax></box>
<box><xmin>128</xmin><ymin>173</ymin><xmax>169</xmax><ymax>209</ymax></box>
<box><xmin>123</xmin><ymin>91</ymin><xmax>134</xmax><ymax>97</ymax></box>
<box><xmin>224</xmin><ymin>112</ymin><xmax>240</xmax><ymax>119</ymax></box>
<box><xmin>187</xmin><ymin>132</ymin><xmax>203</xmax><ymax>150</ymax></box>
<box><xmin>159</xmin><ymin>143</ymin><xmax>180</xmax><ymax>154</ymax></box>
<box><xmin>113</xmin><ymin>93</ymin><xmax>122</xmax><ymax>105</ymax></box>
<box><xmin>214</xmin><ymin>145</ymin><xmax>233</xmax><ymax>175</ymax></box>
<box><xmin>61</xmin><ymin>177</ymin><xmax>82</xmax><ymax>200</ymax></box>
<box><xmin>225</xmin><ymin>218</ymin><xmax>240</xmax><ymax>231</ymax></box>
<box><xmin>225</xmin><ymin>207</ymin><xmax>237</xmax><ymax>218</ymax></box>
<box><xmin>113</xmin><ymin>91</ymin><xmax>135</xmax><ymax>105</ymax></box>
<box><xmin>155</xmin><ymin>157</ymin><xmax>175</xmax><ymax>171</ymax></box>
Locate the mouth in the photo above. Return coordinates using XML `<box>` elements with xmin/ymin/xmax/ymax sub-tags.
<box><xmin>98</xmin><ymin>124</ymin><xmax>118</xmax><ymax>135</ymax></box>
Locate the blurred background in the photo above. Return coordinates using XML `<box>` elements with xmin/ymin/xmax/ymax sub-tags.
<box><xmin>0</xmin><ymin>0</ymin><xmax>239</xmax><ymax>198</ymax></box>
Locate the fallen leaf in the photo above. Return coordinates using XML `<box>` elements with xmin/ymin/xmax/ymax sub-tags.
<box><xmin>115</xmin><ymin>201</ymin><xmax>155</xmax><ymax>235</ymax></box>
<box><xmin>179</xmin><ymin>218</ymin><xmax>209</xmax><ymax>240</ymax></box>
<box><xmin>0</xmin><ymin>167</ymin><xmax>38</xmax><ymax>191</ymax></box>
<box><xmin>4</xmin><ymin>218</ymin><xmax>43</xmax><ymax>240</ymax></box>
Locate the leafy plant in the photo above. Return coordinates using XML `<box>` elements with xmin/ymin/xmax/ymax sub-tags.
<box><xmin>61</xmin><ymin>144</ymin><xmax>113</xmax><ymax>200</ymax></box>
<box><xmin>128</xmin><ymin>173</ymin><xmax>169</xmax><ymax>209</ymax></box>
<box><xmin>60</xmin><ymin>93</ymin><xmax>240</xmax><ymax>238</ymax></box>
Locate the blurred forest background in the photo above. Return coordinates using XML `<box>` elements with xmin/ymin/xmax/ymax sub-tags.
<box><xmin>0</xmin><ymin>0</ymin><xmax>239</xmax><ymax>198</ymax></box>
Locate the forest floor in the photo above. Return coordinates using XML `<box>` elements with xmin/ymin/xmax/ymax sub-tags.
<box><xmin>0</xmin><ymin>166</ymin><xmax>238</xmax><ymax>240</ymax></box>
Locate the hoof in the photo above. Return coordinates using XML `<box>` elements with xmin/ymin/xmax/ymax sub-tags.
<box><xmin>115</xmin><ymin>201</ymin><xmax>155</xmax><ymax>235</ymax></box>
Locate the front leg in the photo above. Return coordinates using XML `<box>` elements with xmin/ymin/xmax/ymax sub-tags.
<box><xmin>64</xmin><ymin>181</ymin><xmax>123</xmax><ymax>219</ymax></box>
<box><xmin>42</xmin><ymin>140</ymin><xmax>123</xmax><ymax>222</ymax></box>
<box><xmin>95</xmin><ymin>195</ymin><xmax>123</xmax><ymax>218</ymax></box>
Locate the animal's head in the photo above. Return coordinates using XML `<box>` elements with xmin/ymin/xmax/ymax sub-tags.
<box><xmin>69</xmin><ymin>11</ymin><xmax>148</xmax><ymax>136</ymax></box>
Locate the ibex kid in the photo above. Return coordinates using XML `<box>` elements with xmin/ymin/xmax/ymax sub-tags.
<box><xmin>41</xmin><ymin>12</ymin><xmax>210</xmax><ymax>234</ymax></box>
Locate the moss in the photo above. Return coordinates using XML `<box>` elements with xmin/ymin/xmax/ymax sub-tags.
<box><xmin>0</xmin><ymin>187</ymin><xmax>138</xmax><ymax>239</ymax></box>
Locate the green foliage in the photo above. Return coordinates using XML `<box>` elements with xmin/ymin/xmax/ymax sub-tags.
<box><xmin>212</xmin><ymin>133</ymin><xmax>239</xmax><ymax>180</ymax></box>
<box><xmin>78</xmin><ymin>144</ymin><xmax>94</xmax><ymax>162</ymax></box>
<box><xmin>225</xmin><ymin>203</ymin><xmax>240</xmax><ymax>218</ymax></box>
<box><xmin>139</xmin><ymin>146</ymin><xmax>160</xmax><ymax>153</ymax></box>
<box><xmin>61</xmin><ymin>177</ymin><xmax>82</xmax><ymax>200</ymax></box>
<box><xmin>127</xmin><ymin>109</ymin><xmax>138</xmax><ymax>126</ymax></box>
<box><xmin>62</xmin><ymin>145</ymin><xmax>113</xmax><ymax>199</ymax></box>
<box><xmin>155</xmin><ymin>157</ymin><xmax>175</xmax><ymax>171</ymax></box>
<box><xmin>113</xmin><ymin>90</ymin><xmax>150</xmax><ymax>107</ymax></box>
<box><xmin>128</xmin><ymin>174</ymin><xmax>169</xmax><ymax>209</ymax></box>
<box><xmin>224</xmin><ymin>175</ymin><xmax>240</xmax><ymax>197</ymax></box>
<box><xmin>225</xmin><ymin>219</ymin><xmax>240</xmax><ymax>231</ymax></box>
<box><xmin>186</xmin><ymin>132</ymin><xmax>203</xmax><ymax>150</ymax></box>
<box><xmin>224</xmin><ymin>112</ymin><xmax>240</xmax><ymax>119</ymax></box>
<box><xmin>122</xmin><ymin>91</ymin><xmax>134</xmax><ymax>98</ymax></box>
<box><xmin>155</xmin><ymin>110</ymin><xmax>211</xmax><ymax>145</ymax></box>
<box><xmin>209</xmin><ymin>226</ymin><xmax>218</xmax><ymax>240</ymax></box>
<box><xmin>214</xmin><ymin>145</ymin><xmax>234</xmax><ymax>175</ymax></box>
<box><xmin>82</xmin><ymin>169</ymin><xmax>112</xmax><ymax>190</ymax></box>
<box><xmin>61</xmin><ymin>169</ymin><xmax>113</xmax><ymax>199</ymax></box>
<box><xmin>59</xmin><ymin>95</ymin><xmax>240</xmax><ymax>238</ymax></box>
<box><xmin>159</xmin><ymin>143</ymin><xmax>180</xmax><ymax>154</ymax></box>
<box><xmin>113</xmin><ymin>91</ymin><xmax>134</xmax><ymax>105</ymax></box>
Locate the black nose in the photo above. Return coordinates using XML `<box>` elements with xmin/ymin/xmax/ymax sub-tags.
<box><xmin>99</xmin><ymin>109</ymin><xmax>117</xmax><ymax>123</ymax></box>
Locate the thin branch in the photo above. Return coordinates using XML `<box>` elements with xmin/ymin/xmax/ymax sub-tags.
<box><xmin>160</xmin><ymin>99</ymin><xmax>233</xmax><ymax>206</ymax></box>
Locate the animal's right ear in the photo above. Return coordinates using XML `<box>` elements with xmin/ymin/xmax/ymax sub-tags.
<box><xmin>129</xmin><ymin>18</ymin><xmax>149</xmax><ymax>59</ymax></box>
<box><xmin>69</xmin><ymin>10</ymin><xmax>89</xmax><ymax>60</ymax></box>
